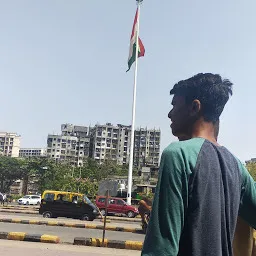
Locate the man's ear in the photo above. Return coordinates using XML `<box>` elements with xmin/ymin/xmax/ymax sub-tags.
<box><xmin>190</xmin><ymin>99</ymin><xmax>201</xmax><ymax>117</ymax></box>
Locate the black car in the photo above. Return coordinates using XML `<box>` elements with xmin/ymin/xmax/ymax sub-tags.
<box><xmin>39</xmin><ymin>190</ymin><xmax>99</xmax><ymax>221</ymax></box>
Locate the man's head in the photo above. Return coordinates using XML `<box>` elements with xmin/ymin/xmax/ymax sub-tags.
<box><xmin>168</xmin><ymin>73</ymin><xmax>232</xmax><ymax>138</ymax></box>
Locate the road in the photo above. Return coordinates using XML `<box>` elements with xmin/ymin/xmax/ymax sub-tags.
<box><xmin>0</xmin><ymin>222</ymin><xmax>145</xmax><ymax>243</ymax></box>
<box><xmin>0</xmin><ymin>212</ymin><xmax>141</xmax><ymax>229</ymax></box>
<box><xmin>0</xmin><ymin>240</ymin><xmax>141</xmax><ymax>256</ymax></box>
<box><xmin>0</xmin><ymin>207</ymin><xmax>145</xmax><ymax>243</ymax></box>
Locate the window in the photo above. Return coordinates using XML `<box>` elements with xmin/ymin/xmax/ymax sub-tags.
<box><xmin>117</xmin><ymin>199</ymin><xmax>125</xmax><ymax>206</ymax></box>
<box><xmin>98</xmin><ymin>198</ymin><xmax>105</xmax><ymax>203</ymax></box>
<box><xmin>44</xmin><ymin>193</ymin><xmax>54</xmax><ymax>202</ymax></box>
<box><xmin>56</xmin><ymin>194</ymin><xmax>69</xmax><ymax>202</ymax></box>
<box><xmin>61</xmin><ymin>150</ymin><xmax>65</xmax><ymax>154</ymax></box>
<box><xmin>31</xmin><ymin>196</ymin><xmax>40</xmax><ymax>199</ymax></box>
<box><xmin>109</xmin><ymin>199</ymin><xmax>115</xmax><ymax>204</ymax></box>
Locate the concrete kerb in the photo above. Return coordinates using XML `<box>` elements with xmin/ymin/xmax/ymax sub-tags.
<box><xmin>0</xmin><ymin>231</ymin><xmax>60</xmax><ymax>244</ymax></box>
<box><xmin>0</xmin><ymin>218</ymin><xmax>144</xmax><ymax>234</ymax></box>
<box><xmin>74</xmin><ymin>237</ymin><xmax>143</xmax><ymax>251</ymax></box>
<box><xmin>0</xmin><ymin>209</ymin><xmax>141</xmax><ymax>222</ymax></box>
<box><xmin>0</xmin><ymin>209</ymin><xmax>38</xmax><ymax>215</ymax></box>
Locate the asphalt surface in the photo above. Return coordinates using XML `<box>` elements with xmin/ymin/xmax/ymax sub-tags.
<box><xmin>0</xmin><ymin>222</ymin><xmax>145</xmax><ymax>243</ymax></box>
<box><xmin>0</xmin><ymin>240</ymin><xmax>141</xmax><ymax>256</ymax></box>
<box><xmin>0</xmin><ymin>212</ymin><xmax>141</xmax><ymax>229</ymax></box>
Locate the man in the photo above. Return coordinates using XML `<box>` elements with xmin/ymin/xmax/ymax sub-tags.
<box><xmin>142</xmin><ymin>73</ymin><xmax>256</xmax><ymax>256</ymax></box>
<box><xmin>138</xmin><ymin>197</ymin><xmax>152</xmax><ymax>233</ymax></box>
<box><xmin>2</xmin><ymin>194</ymin><xmax>6</xmax><ymax>206</ymax></box>
<box><xmin>213</xmin><ymin>121</ymin><xmax>256</xmax><ymax>256</ymax></box>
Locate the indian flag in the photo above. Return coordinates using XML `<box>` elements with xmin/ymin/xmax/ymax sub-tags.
<box><xmin>127</xmin><ymin>8</ymin><xmax>145</xmax><ymax>72</ymax></box>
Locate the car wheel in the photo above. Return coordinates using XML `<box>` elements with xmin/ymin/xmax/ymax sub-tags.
<box><xmin>81</xmin><ymin>214</ymin><xmax>90</xmax><ymax>221</ymax></box>
<box><xmin>127</xmin><ymin>211</ymin><xmax>135</xmax><ymax>218</ymax></box>
<box><xmin>42</xmin><ymin>211</ymin><xmax>52</xmax><ymax>218</ymax></box>
<box><xmin>100</xmin><ymin>209</ymin><xmax>106</xmax><ymax>216</ymax></box>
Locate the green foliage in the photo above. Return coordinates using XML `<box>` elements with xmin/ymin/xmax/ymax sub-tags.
<box><xmin>246</xmin><ymin>162</ymin><xmax>256</xmax><ymax>181</ymax></box>
<box><xmin>0</xmin><ymin>156</ymin><xmax>21</xmax><ymax>192</ymax></box>
<box><xmin>0</xmin><ymin>156</ymin><xmax>138</xmax><ymax>197</ymax></box>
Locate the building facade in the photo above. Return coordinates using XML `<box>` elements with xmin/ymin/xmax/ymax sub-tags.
<box><xmin>47</xmin><ymin>124</ymin><xmax>90</xmax><ymax>166</ymax></box>
<box><xmin>19</xmin><ymin>148</ymin><xmax>46</xmax><ymax>158</ymax></box>
<box><xmin>0</xmin><ymin>132</ymin><xmax>21</xmax><ymax>157</ymax></box>
<box><xmin>90</xmin><ymin>123</ymin><xmax>132</xmax><ymax>165</ymax></box>
<box><xmin>134</xmin><ymin>128</ymin><xmax>161</xmax><ymax>168</ymax></box>
<box><xmin>90</xmin><ymin>123</ymin><xmax>161</xmax><ymax>167</ymax></box>
<box><xmin>47</xmin><ymin>123</ymin><xmax>161</xmax><ymax>167</ymax></box>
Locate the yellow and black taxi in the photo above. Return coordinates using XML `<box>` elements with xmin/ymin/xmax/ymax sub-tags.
<box><xmin>39</xmin><ymin>190</ymin><xmax>99</xmax><ymax>221</ymax></box>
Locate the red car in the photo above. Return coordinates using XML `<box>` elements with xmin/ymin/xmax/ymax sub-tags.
<box><xmin>95</xmin><ymin>196</ymin><xmax>139</xmax><ymax>218</ymax></box>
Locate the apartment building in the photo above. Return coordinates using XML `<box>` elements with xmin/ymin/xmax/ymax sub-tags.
<box><xmin>47</xmin><ymin>123</ymin><xmax>161</xmax><ymax>167</ymax></box>
<box><xmin>0</xmin><ymin>132</ymin><xmax>21</xmax><ymax>157</ymax></box>
<box><xmin>90</xmin><ymin>123</ymin><xmax>132</xmax><ymax>165</ymax></box>
<box><xmin>90</xmin><ymin>123</ymin><xmax>160</xmax><ymax>167</ymax></box>
<box><xmin>19</xmin><ymin>148</ymin><xmax>46</xmax><ymax>158</ymax></box>
<box><xmin>134</xmin><ymin>128</ymin><xmax>161</xmax><ymax>167</ymax></box>
<box><xmin>47</xmin><ymin>124</ymin><xmax>90</xmax><ymax>166</ymax></box>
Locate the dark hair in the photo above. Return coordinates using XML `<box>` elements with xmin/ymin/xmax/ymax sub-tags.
<box><xmin>170</xmin><ymin>73</ymin><xmax>233</xmax><ymax>122</ymax></box>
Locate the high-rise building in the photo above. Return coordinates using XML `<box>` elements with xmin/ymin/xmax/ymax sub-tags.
<box><xmin>47</xmin><ymin>124</ymin><xmax>90</xmax><ymax>166</ymax></box>
<box><xmin>0</xmin><ymin>132</ymin><xmax>21</xmax><ymax>157</ymax></box>
<box><xmin>19</xmin><ymin>148</ymin><xmax>46</xmax><ymax>158</ymax></box>
<box><xmin>90</xmin><ymin>123</ymin><xmax>132</xmax><ymax>165</ymax></box>
<box><xmin>47</xmin><ymin>123</ymin><xmax>161</xmax><ymax>167</ymax></box>
<box><xmin>134</xmin><ymin>128</ymin><xmax>161</xmax><ymax>168</ymax></box>
<box><xmin>90</xmin><ymin>123</ymin><xmax>161</xmax><ymax>167</ymax></box>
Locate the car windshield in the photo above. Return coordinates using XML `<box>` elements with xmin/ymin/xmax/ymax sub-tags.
<box><xmin>83</xmin><ymin>195</ymin><xmax>93</xmax><ymax>205</ymax></box>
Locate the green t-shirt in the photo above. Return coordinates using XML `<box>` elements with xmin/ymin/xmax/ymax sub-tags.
<box><xmin>142</xmin><ymin>138</ymin><xmax>256</xmax><ymax>256</ymax></box>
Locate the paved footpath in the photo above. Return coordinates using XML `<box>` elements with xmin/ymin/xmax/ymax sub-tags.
<box><xmin>0</xmin><ymin>240</ymin><xmax>140</xmax><ymax>256</ymax></box>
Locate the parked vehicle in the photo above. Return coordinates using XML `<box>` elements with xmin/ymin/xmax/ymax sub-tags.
<box><xmin>39</xmin><ymin>190</ymin><xmax>99</xmax><ymax>221</ymax></box>
<box><xmin>18</xmin><ymin>195</ymin><xmax>41</xmax><ymax>205</ymax></box>
<box><xmin>95</xmin><ymin>196</ymin><xmax>139</xmax><ymax>218</ymax></box>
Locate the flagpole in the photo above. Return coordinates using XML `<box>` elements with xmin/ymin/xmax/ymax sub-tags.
<box><xmin>127</xmin><ymin>0</ymin><xmax>142</xmax><ymax>206</ymax></box>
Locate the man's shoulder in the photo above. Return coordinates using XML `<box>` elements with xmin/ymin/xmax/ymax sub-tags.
<box><xmin>163</xmin><ymin>138</ymin><xmax>205</xmax><ymax>156</ymax></box>
<box><xmin>161</xmin><ymin>138</ymin><xmax>205</xmax><ymax>168</ymax></box>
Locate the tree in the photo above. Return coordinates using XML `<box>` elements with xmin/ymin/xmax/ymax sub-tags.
<box><xmin>246</xmin><ymin>162</ymin><xmax>256</xmax><ymax>181</ymax></box>
<box><xmin>0</xmin><ymin>156</ymin><xmax>22</xmax><ymax>192</ymax></box>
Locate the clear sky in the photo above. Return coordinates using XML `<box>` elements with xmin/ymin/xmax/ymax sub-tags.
<box><xmin>1</xmin><ymin>0</ymin><xmax>256</xmax><ymax>162</ymax></box>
